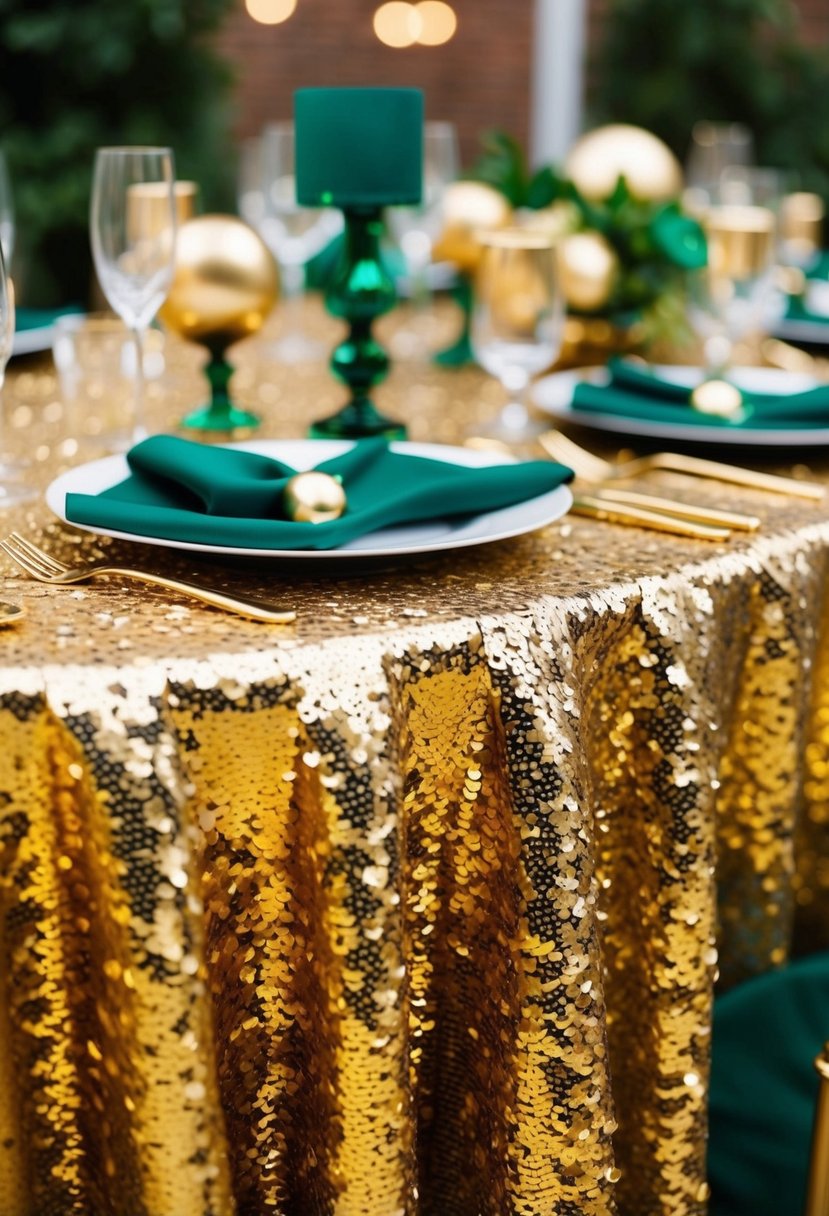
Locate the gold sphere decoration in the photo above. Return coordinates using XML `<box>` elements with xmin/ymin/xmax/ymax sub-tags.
<box><xmin>690</xmin><ymin>379</ymin><xmax>745</xmax><ymax>420</ymax></box>
<box><xmin>283</xmin><ymin>472</ymin><xmax>347</xmax><ymax>524</ymax></box>
<box><xmin>565</xmin><ymin>124</ymin><xmax>683</xmax><ymax>203</ymax></box>
<box><xmin>557</xmin><ymin>231</ymin><xmax>619</xmax><ymax>312</ymax></box>
<box><xmin>159</xmin><ymin>215</ymin><xmax>279</xmax><ymax>349</ymax></box>
<box><xmin>432</xmin><ymin>181</ymin><xmax>512</xmax><ymax>273</ymax></box>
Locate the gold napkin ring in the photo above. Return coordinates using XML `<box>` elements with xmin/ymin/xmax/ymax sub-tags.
<box><xmin>283</xmin><ymin>472</ymin><xmax>347</xmax><ymax>524</ymax></box>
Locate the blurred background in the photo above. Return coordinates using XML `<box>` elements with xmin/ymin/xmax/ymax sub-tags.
<box><xmin>0</xmin><ymin>0</ymin><xmax>827</xmax><ymax>306</ymax></box>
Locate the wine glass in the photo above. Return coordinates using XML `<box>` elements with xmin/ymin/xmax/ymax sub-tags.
<box><xmin>471</xmin><ymin>230</ymin><xmax>563</xmax><ymax>439</ymax></box>
<box><xmin>0</xmin><ymin>243</ymin><xmax>34</xmax><ymax>504</ymax></box>
<box><xmin>387</xmin><ymin>121</ymin><xmax>460</xmax><ymax>355</ymax></box>
<box><xmin>258</xmin><ymin>121</ymin><xmax>342</xmax><ymax>361</ymax></box>
<box><xmin>684</xmin><ymin>121</ymin><xmax>754</xmax><ymax>214</ymax></box>
<box><xmin>90</xmin><ymin>147</ymin><xmax>176</xmax><ymax>442</ymax></box>
<box><xmin>0</xmin><ymin>150</ymin><xmax>14</xmax><ymax>270</ymax></box>
<box><xmin>237</xmin><ymin>136</ymin><xmax>266</xmax><ymax>230</ymax></box>
<box><xmin>688</xmin><ymin>202</ymin><xmax>780</xmax><ymax>393</ymax></box>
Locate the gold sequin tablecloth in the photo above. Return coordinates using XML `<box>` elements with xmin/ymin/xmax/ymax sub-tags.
<box><xmin>2</xmin><ymin>307</ymin><xmax>829</xmax><ymax>1216</ymax></box>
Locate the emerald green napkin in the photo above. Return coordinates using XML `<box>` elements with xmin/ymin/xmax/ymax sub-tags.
<box><xmin>64</xmin><ymin>435</ymin><xmax>573</xmax><ymax>550</ymax></box>
<box><xmin>16</xmin><ymin>306</ymin><xmax>84</xmax><ymax>332</ymax></box>
<box><xmin>572</xmin><ymin>357</ymin><xmax>829</xmax><ymax>429</ymax></box>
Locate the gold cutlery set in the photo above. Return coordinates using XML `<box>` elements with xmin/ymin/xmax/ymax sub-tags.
<box><xmin>538</xmin><ymin>429</ymin><xmax>824</xmax><ymax>540</ymax></box>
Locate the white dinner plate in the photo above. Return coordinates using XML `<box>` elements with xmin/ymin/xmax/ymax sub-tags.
<box><xmin>13</xmin><ymin>324</ymin><xmax>55</xmax><ymax>358</ymax></box>
<box><xmin>530</xmin><ymin>363</ymin><xmax>829</xmax><ymax>447</ymax></box>
<box><xmin>46</xmin><ymin>439</ymin><xmax>573</xmax><ymax>560</ymax></box>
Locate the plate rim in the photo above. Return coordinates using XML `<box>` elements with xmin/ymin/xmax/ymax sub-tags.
<box><xmin>531</xmin><ymin>364</ymin><xmax>829</xmax><ymax>447</ymax></box>
<box><xmin>46</xmin><ymin>437</ymin><xmax>573</xmax><ymax>560</ymax></box>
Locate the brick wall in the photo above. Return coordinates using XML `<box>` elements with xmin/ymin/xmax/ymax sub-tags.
<box><xmin>216</xmin><ymin>0</ymin><xmax>827</xmax><ymax>166</ymax></box>
<box><xmin>216</xmin><ymin>0</ymin><xmax>532</xmax><ymax>171</ymax></box>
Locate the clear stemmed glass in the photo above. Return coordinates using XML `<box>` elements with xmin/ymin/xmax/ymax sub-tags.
<box><xmin>387</xmin><ymin>121</ymin><xmax>460</xmax><ymax>356</ymax></box>
<box><xmin>258</xmin><ymin>121</ymin><xmax>342</xmax><ymax>361</ymax></box>
<box><xmin>90</xmin><ymin>146</ymin><xmax>176</xmax><ymax>442</ymax></box>
<box><xmin>471</xmin><ymin>230</ymin><xmax>563</xmax><ymax>440</ymax></box>
<box><xmin>387</xmin><ymin>122</ymin><xmax>459</xmax><ymax>287</ymax></box>
<box><xmin>0</xmin><ymin>150</ymin><xmax>14</xmax><ymax>270</ymax></box>
<box><xmin>0</xmin><ymin>243</ymin><xmax>35</xmax><ymax>504</ymax></box>
<box><xmin>688</xmin><ymin>202</ymin><xmax>780</xmax><ymax>394</ymax></box>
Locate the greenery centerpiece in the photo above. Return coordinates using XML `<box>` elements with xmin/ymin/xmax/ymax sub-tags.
<box><xmin>434</xmin><ymin>127</ymin><xmax>707</xmax><ymax>365</ymax></box>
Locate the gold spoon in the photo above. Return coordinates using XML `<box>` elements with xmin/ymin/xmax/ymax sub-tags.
<box><xmin>0</xmin><ymin>601</ymin><xmax>24</xmax><ymax>626</ymax></box>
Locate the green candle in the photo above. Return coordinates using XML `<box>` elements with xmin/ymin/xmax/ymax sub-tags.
<box><xmin>295</xmin><ymin>87</ymin><xmax>423</xmax><ymax>208</ymax></box>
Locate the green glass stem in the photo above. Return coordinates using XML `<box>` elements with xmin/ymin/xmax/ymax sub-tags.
<box><xmin>182</xmin><ymin>347</ymin><xmax>260</xmax><ymax>433</ymax></box>
<box><xmin>434</xmin><ymin>274</ymin><xmax>475</xmax><ymax>368</ymax></box>
<box><xmin>310</xmin><ymin>207</ymin><xmax>406</xmax><ymax>440</ymax></box>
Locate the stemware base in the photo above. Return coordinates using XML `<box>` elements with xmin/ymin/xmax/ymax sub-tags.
<box><xmin>308</xmin><ymin>403</ymin><xmax>405</xmax><ymax>441</ymax></box>
<box><xmin>473</xmin><ymin>401</ymin><xmax>546</xmax><ymax>444</ymax></box>
<box><xmin>0</xmin><ymin>478</ymin><xmax>36</xmax><ymax>507</ymax></box>
<box><xmin>182</xmin><ymin>404</ymin><xmax>261</xmax><ymax>435</ymax></box>
<box><xmin>181</xmin><ymin>352</ymin><xmax>260</xmax><ymax>435</ymax></box>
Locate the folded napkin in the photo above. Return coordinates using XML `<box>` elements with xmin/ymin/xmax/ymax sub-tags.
<box><xmin>16</xmin><ymin>306</ymin><xmax>84</xmax><ymax>332</ymax></box>
<box><xmin>572</xmin><ymin>357</ymin><xmax>829</xmax><ymax>428</ymax></box>
<box><xmin>64</xmin><ymin>435</ymin><xmax>573</xmax><ymax>550</ymax></box>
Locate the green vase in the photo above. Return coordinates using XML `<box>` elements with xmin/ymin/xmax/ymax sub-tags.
<box><xmin>309</xmin><ymin>207</ymin><xmax>406</xmax><ymax>440</ymax></box>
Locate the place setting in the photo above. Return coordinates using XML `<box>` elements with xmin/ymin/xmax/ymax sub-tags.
<box><xmin>1</xmin><ymin>91</ymin><xmax>581</xmax><ymax>622</ymax></box>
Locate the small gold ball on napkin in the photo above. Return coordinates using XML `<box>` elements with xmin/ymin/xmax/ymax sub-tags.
<box><xmin>283</xmin><ymin>472</ymin><xmax>347</xmax><ymax>524</ymax></box>
<box><xmin>690</xmin><ymin>379</ymin><xmax>745</xmax><ymax>420</ymax></box>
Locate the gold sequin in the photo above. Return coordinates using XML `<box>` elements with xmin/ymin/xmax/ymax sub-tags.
<box><xmin>1</xmin><ymin>300</ymin><xmax>828</xmax><ymax>1214</ymax></box>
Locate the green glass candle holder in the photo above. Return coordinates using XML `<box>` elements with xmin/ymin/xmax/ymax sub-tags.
<box><xmin>182</xmin><ymin>347</ymin><xmax>260</xmax><ymax>433</ymax></box>
<box><xmin>309</xmin><ymin>207</ymin><xmax>402</xmax><ymax>439</ymax></box>
<box><xmin>295</xmin><ymin>87</ymin><xmax>423</xmax><ymax>440</ymax></box>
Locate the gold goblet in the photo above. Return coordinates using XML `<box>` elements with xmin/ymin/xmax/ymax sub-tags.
<box><xmin>158</xmin><ymin>214</ymin><xmax>279</xmax><ymax>433</ymax></box>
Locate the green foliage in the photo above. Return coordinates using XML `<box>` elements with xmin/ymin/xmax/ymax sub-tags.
<box><xmin>0</xmin><ymin>0</ymin><xmax>236</xmax><ymax>305</ymax></box>
<box><xmin>468</xmin><ymin>130</ymin><xmax>706</xmax><ymax>342</ymax></box>
<box><xmin>590</xmin><ymin>0</ymin><xmax>829</xmax><ymax>205</ymax></box>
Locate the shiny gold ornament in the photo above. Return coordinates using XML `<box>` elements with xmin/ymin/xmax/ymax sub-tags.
<box><xmin>557</xmin><ymin>231</ymin><xmax>619</xmax><ymax>312</ymax></box>
<box><xmin>432</xmin><ymin>181</ymin><xmax>512</xmax><ymax>273</ymax></box>
<box><xmin>283</xmin><ymin>471</ymin><xmax>347</xmax><ymax>523</ymax></box>
<box><xmin>690</xmin><ymin>378</ymin><xmax>745</xmax><ymax>420</ymax></box>
<box><xmin>159</xmin><ymin>215</ymin><xmax>279</xmax><ymax>432</ymax></box>
<box><xmin>565</xmin><ymin>124</ymin><xmax>683</xmax><ymax>202</ymax></box>
<box><xmin>159</xmin><ymin>215</ymin><xmax>278</xmax><ymax>349</ymax></box>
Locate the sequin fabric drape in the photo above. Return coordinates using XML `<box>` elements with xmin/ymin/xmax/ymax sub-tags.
<box><xmin>2</xmin><ymin>309</ymin><xmax>829</xmax><ymax>1215</ymax></box>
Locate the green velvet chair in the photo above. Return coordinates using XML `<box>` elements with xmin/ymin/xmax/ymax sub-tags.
<box><xmin>708</xmin><ymin>953</ymin><xmax>829</xmax><ymax>1216</ymax></box>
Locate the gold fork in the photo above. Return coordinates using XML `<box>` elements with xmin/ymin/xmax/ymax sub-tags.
<box><xmin>1</xmin><ymin>533</ymin><xmax>296</xmax><ymax>624</ymax></box>
<box><xmin>539</xmin><ymin>429</ymin><xmax>826</xmax><ymax>501</ymax></box>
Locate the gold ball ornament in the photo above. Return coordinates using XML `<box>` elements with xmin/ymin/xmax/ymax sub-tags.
<box><xmin>557</xmin><ymin>231</ymin><xmax>619</xmax><ymax>312</ymax></box>
<box><xmin>432</xmin><ymin>181</ymin><xmax>512</xmax><ymax>274</ymax></box>
<box><xmin>690</xmin><ymin>379</ymin><xmax>745</xmax><ymax>420</ymax></box>
<box><xmin>565</xmin><ymin>124</ymin><xmax>683</xmax><ymax>203</ymax></box>
<box><xmin>159</xmin><ymin>215</ymin><xmax>279</xmax><ymax>349</ymax></box>
<box><xmin>283</xmin><ymin>472</ymin><xmax>347</xmax><ymax>524</ymax></box>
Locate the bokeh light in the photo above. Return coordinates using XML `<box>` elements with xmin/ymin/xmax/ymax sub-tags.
<box><xmin>416</xmin><ymin>1</ymin><xmax>457</xmax><ymax>45</ymax></box>
<box><xmin>373</xmin><ymin>2</ymin><xmax>422</xmax><ymax>48</ymax></box>
<box><xmin>245</xmin><ymin>0</ymin><xmax>297</xmax><ymax>25</ymax></box>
